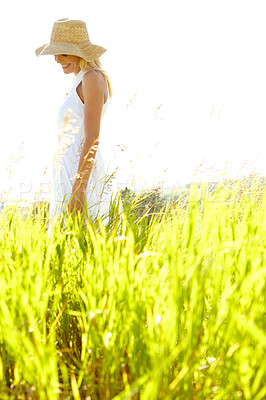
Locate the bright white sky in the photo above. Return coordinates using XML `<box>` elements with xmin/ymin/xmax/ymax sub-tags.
<box><xmin>1</xmin><ymin>0</ymin><xmax>266</xmax><ymax>201</ymax></box>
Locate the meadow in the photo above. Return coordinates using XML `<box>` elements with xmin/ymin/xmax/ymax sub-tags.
<box><xmin>0</xmin><ymin>178</ymin><xmax>265</xmax><ymax>399</ymax></box>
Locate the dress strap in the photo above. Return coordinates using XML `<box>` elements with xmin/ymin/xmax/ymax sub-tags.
<box><xmin>72</xmin><ymin>70</ymin><xmax>85</xmax><ymax>88</ymax></box>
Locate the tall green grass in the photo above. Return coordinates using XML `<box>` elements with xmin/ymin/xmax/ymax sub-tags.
<box><xmin>0</xmin><ymin>179</ymin><xmax>265</xmax><ymax>399</ymax></box>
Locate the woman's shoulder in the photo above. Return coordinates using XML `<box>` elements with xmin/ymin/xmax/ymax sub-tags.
<box><xmin>82</xmin><ymin>70</ymin><xmax>105</xmax><ymax>88</ymax></box>
<box><xmin>82</xmin><ymin>70</ymin><xmax>108</xmax><ymax>102</ymax></box>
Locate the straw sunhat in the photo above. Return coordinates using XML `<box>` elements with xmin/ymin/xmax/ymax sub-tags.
<box><xmin>35</xmin><ymin>19</ymin><xmax>106</xmax><ymax>62</ymax></box>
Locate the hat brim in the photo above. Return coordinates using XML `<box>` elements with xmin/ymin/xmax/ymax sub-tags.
<box><xmin>35</xmin><ymin>41</ymin><xmax>106</xmax><ymax>62</ymax></box>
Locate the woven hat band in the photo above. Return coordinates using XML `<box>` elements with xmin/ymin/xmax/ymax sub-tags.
<box><xmin>50</xmin><ymin>20</ymin><xmax>91</xmax><ymax>44</ymax></box>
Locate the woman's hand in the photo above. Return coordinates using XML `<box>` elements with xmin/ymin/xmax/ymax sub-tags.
<box><xmin>68</xmin><ymin>185</ymin><xmax>86</xmax><ymax>215</ymax></box>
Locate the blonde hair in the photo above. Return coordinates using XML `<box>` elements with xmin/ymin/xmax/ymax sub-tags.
<box><xmin>79</xmin><ymin>58</ymin><xmax>113</xmax><ymax>98</ymax></box>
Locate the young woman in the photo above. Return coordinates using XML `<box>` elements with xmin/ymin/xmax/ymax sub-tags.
<box><xmin>36</xmin><ymin>18</ymin><xmax>114</xmax><ymax>222</ymax></box>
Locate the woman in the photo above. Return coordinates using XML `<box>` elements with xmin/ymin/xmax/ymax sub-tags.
<box><xmin>36</xmin><ymin>18</ymin><xmax>114</xmax><ymax>223</ymax></box>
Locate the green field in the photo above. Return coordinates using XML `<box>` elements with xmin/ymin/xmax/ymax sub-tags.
<box><xmin>0</xmin><ymin>179</ymin><xmax>265</xmax><ymax>399</ymax></box>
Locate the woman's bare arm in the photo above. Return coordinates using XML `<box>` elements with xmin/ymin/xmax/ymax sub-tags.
<box><xmin>69</xmin><ymin>70</ymin><xmax>106</xmax><ymax>212</ymax></box>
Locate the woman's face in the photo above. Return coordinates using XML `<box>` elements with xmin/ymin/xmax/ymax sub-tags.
<box><xmin>54</xmin><ymin>54</ymin><xmax>81</xmax><ymax>75</ymax></box>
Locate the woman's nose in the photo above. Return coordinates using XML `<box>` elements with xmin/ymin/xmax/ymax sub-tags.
<box><xmin>55</xmin><ymin>55</ymin><xmax>59</xmax><ymax>62</ymax></box>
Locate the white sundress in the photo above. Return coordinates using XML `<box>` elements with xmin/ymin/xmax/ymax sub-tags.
<box><xmin>50</xmin><ymin>70</ymin><xmax>114</xmax><ymax>223</ymax></box>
